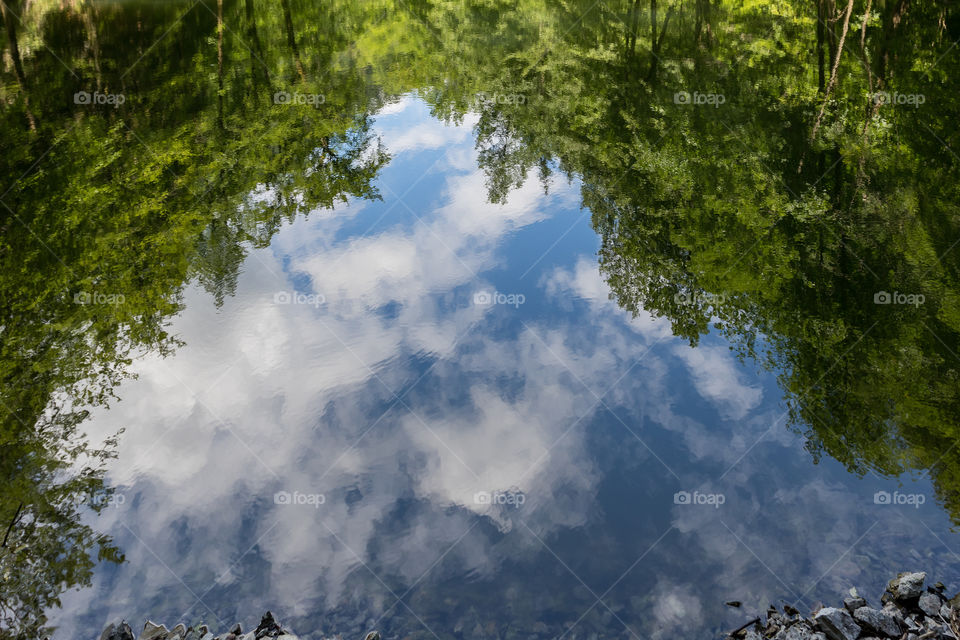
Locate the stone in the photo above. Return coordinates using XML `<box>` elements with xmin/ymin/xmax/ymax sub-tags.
<box><xmin>842</xmin><ymin>596</ymin><xmax>866</xmax><ymax>613</ymax></box>
<box><xmin>918</xmin><ymin>591</ymin><xmax>942</xmax><ymax>616</ymax></box>
<box><xmin>853</xmin><ymin>606</ymin><xmax>902</xmax><ymax>637</ymax></box>
<box><xmin>773</xmin><ymin>621</ymin><xmax>827</xmax><ymax>640</ymax></box>
<box><xmin>942</xmin><ymin>603</ymin><xmax>954</xmax><ymax>619</ymax></box>
<box><xmin>904</xmin><ymin>614</ymin><xmax>923</xmax><ymax>632</ymax></box>
<box><xmin>254</xmin><ymin>612</ymin><xmax>284</xmax><ymax>639</ymax></box>
<box><xmin>364</xmin><ymin>634</ymin><xmax>381</xmax><ymax>640</ymax></box>
<box><xmin>140</xmin><ymin>622</ymin><xmax>169</xmax><ymax>640</ymax></box>
<box><xmin>102</xmin><ymin>623</ymin><xmax>136</xmax><ymax>640</ymax></box>
<box><xmin>888</xmin><ymin>572</ymin><xmax>926</xmax><ymax>600</ymax></box>
<box><xmin>167</xmin><ymin>624</ymin><xmax>187</xmax><ymax>640</ymax></box>
<box><xmin>813</xmin><ymin>607</ymin><xmax>861</xmax><ymax>640</ymax></box>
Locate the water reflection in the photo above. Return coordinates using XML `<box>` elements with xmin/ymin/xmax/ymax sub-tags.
<box><xmin>39</xmin><ymin>100</ymin><xmax>958</xmax><ymax>640</ymax></box>
<box><xmin>2</xmin><ymin>0</ymin><xmax>959</xmax><ymax>638</ymax></box>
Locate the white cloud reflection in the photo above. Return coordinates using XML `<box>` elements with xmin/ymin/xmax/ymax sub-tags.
<box><xmin>51</xmin><ymin>99</ymin><xmax>958</xmax><ymax>640</ymax></box>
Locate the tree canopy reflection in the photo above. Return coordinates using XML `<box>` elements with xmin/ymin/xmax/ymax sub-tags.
<box><xmin>1</xmin><ymin>0</ymin><xmax>959</xmax><ymax>636</ymax></box>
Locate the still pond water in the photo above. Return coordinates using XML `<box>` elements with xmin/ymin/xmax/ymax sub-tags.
<box><xmin>3</xmin><ymin>1</ymin><xmax>960</xmax><ymax>639</ymax></box>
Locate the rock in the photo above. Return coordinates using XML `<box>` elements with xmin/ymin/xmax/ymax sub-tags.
<box><xmin>813</xmin><ymin>607</ymin><xmax>861</xmax><ymax>640</ymax></box>
<box><xmin>254</xmin><ymin>612</ymin><xmax>284</xmax><ymax>639</ymax></box>
<box><xmin>918</xmin><ymin>591</ymin><xmax>942</xmax><ymax>616</ymax></box>
<box><xmin>853</xmin><ymin>606</ymin><xmax>901</xmax><ymax>637</ymax></box>
<box><xmin>140</xmin><ymin>622</ymin><xmax>169</xmax><ymax>640</ymax></box>
<box><xmin>726</xmin><ymin>601</ymin><xmax>742</xmax><ymax>608</ymax></box>
<box><xmin>842</xmin><ymin>596</ymin><xmax>866</xmax><ymax>613</ymax></box>
<box><xmin>942</xmin><ymin>603</ymin><xmax>954</xmax><ymax>619</ymax></box>
<box><xmin>904</xmin><ymin>614</ymin><xmax>923</xmax><ymax>632</ymax></box>
<box><xmin>364</xmin><ymin>634</ymin><xmax>381</xmax><ymax>640</ymax></box>
<box><xmin>773</xmin><ymin>621</ymin><xmax>826</xmax><ymax>640</ymax></box>
<box><xmin>888</xmin><ymin>572</ymin><xmax>926</xmax><ymax>601</ymax></box>
<box><xmin>102</xmin><ymin>623</ymin><xmax>136</xmax><ymax>640</ymax></box>
<box><xmin>167</xmin><ymin>624</ymin><xmax>187</xmax><ymax>640</ymax></box>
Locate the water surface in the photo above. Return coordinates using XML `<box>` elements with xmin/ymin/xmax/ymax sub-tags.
<box><xmin>2</xmin><ymin>2</ymin><xmax>960</xmax><ymax>639</ymax></box>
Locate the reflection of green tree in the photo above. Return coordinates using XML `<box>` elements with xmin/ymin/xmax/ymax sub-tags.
<box><xmin>414</xmin><ymin>0</ymin><xmax>960</xmax><ymax>520</ymax></box>
<box><xmin>2</xmin><ymin>0</ymin><xmax>960</xmax><ymax>632</ymax></box>
<box><xmin>1</xmin><ymin>0</ymin><xmax>395</xmax><ymax>635</ymax></box>
<box><xmin>0</xmin><ymin>414</ymin><xmax>124</xmax><ymax>640</ymax></box>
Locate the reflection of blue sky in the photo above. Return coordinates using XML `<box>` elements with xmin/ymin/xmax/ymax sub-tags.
<box><xmin>55</xmin><ymin>97</ymin><xmax>960</xmax><ymax>639</ymax></box>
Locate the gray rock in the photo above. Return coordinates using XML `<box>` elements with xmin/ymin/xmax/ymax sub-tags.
<box><xmin>888</xmin><ymin>572</ymin><xmax>926</xmax><ymax>600</ymax></box>
<box><xmin>254</xmin><ymin>612</ymin><xmax>284</xmax><ymax>639</ymax></box>
<box><xmin>853</xmin><ymin>606</ymin><xmax>901</xmax><ymax>637</ymax></box>
<box><xmin>140</xmin><ymin>622</ymin><xmax>169</xmax><ymax>640</ymax></box>
<box><xmin>904</xmin><ymin>614</ymin><xmax>923</xmax><ymax>632</ymax></box>
<box><xmin>842</xmin><ymin>596</ymin><xmax>867</xmax><ymax>613</ymax></box>
<box><xmin>813</xmin><ymin>607</ymin><xmax>861</xmax><ymax>640</ymax></box>
<box><xmin>101</xmin><ymin>623</ymin><xmax>136</xmax><ymax>640</ymax></box>
<box><xmin>743</xmin><ymin>630</ymin><xmax>763</xmax><ymax>640</ymax></box>
<box><xmin>919</xmin><ymin>591</ymin><xmax>942</xmax><ymax>616</ymax></box>
<box><xmin>773</xmin><ymin>622</ymin><xmax>827</xmax><ymax>640</ymax></box>
<box><xmin>167</xmin><ymin>624</ymin><xmax>187</xmax><ymax>640</ymax></box>
<box><xmin>364</xmin><ymin>633</ymin><xmax>382</xmax><ymax>640</ymax></box>
<box><xmin>942</xmin><ymin>603</ymin><xmax>954</xmax><ymax>619</ymax></box>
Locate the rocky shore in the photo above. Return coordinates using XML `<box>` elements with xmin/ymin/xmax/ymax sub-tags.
<box><xmin>727</xmin><ymin>572</ymin><xmax>959</xmax><ymax>640</ymax></box>
<box><xmin>98</xmin><ymin>572</ymin><xmax>957</xmax><ymax>640</ymax></box>
<box><xmin>100</xmin><ymin>612</ymin><xmax>379</xmax><ymax>640</ymax></box>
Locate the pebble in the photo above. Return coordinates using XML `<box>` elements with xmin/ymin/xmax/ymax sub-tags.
<box><xmin>727</xmin><ymin>571</ymin><xmax>958</xmax><ymax>640</ymax></box>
